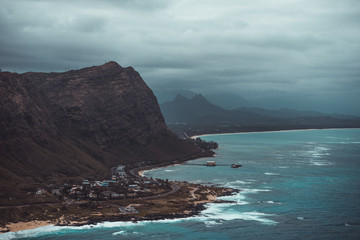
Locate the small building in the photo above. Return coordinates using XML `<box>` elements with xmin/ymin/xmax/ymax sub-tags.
<box><xmin>88</xmin><ymin>192</ymin><xmax>97</xmax><ymax>199</ymax></box>
<box><xmin>128</xmin><ymin>184</ymin><xmax>140</xmax><ymax>190</ymax></box>
<box><xmin>36</xmin><ymin>189</ymin><xmax>46</xmax><ymax>195</ymax></box>
<box><xmin>119</xmin><ymin>206</ymin><xmax>138</xmax><ymax>214</ymax></box>
<box><xmin>93</xmin><ymin>181</ymin><xmax>102</xmax><ymax>187</ymax></box>
<box><xmin>101</xmin><ymin>182</ymin><xmax>109</xmax><ymax>187</ymax></box>
<box><xmin>115</xmin><ymin>165</ymin><xmax>127</xmax><ymax>178</ymax></box>
<box><xmin>82</xmin><ymin>180</ymin><xmax>90</xmax><ymax>185</ymax></box>
<box><xmin>51</xmin><ymin>189</ymin><xmax>61</xmax><ymax>195</ymax></box>
<box><xmin>206</xmin><ymin>161</ymin><xmax>216</xmax><ymax>166</ymax></box>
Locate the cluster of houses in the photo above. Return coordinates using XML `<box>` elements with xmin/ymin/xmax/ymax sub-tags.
<box><xmin>35</xmin><ymin>165</ymin><xmax>169</xmax><ymax>201</ymax></box>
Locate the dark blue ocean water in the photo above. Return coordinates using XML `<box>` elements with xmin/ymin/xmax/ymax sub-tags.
<box><xmin>3</xmin><ymin>129</ymin><xmax>360</xmax><ymax>240</ymax></box>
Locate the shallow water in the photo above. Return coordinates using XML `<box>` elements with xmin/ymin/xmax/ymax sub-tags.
<box><xmin>2</xmin><ymin>129</ymin><xmax>360</xmax><ymax>240</ymax></box>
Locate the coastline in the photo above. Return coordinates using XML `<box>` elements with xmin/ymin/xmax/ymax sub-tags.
<box><xmin>3</xmin><ymin>127</ymin><xmax>358</xmax><ymax>234</ymax></box>
<box><xmin>1</xmin><ymin>188</ymin><xmax>235</xmax><ymax>234</ymax></box>
<box><xmin>0</xmin><ymin>221</ymin><xmax>54</xmax><ymax>233</ymax></box>
<box><xmin>1</xmin><ymin>152</ymin><xmax>235</xmax><ymax>234</ymax></box>
<box><xmin>138</xmin><ymin>163</ymin><xmax>182</xmax><ymax>177</ymax></box>
<box><xmin>191</xmin><ymin>127</ymin><xmax>360</xmax><ymax>139</ymax></box>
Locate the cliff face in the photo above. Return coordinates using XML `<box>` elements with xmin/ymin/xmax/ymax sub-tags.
<box><xmin>0</xmin><ymin>62</ymin><xmax>206</xmax><ymax>201</ymax></box>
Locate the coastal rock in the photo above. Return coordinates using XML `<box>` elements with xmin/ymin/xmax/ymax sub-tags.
<box><xmin>0</xmin><ymin>62</ymin><xmax>208</xmax><ymax>202</ymax></box>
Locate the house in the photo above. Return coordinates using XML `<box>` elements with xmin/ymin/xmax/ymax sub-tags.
<box><xmin>93</xmin><ymin>181</ymin><xmax>102</xmax><ymax>187</ymax></box>
<box><xmin>51</xmin><ymin>189</ymin><xmax>61</xmax><ymax>195</ymax></box>
<box><xmin>88</xmin><ymin>192</ymin><xmax>97</xmax><ymax>199</ymax></box>
<box><xmin>115</xmin><ymin>165</ymin><xmax>127</xmax><ymax>178</ymax></box>
<box><xmin>101</xmin><ymin>182</ymin><xmax>109</xmax><ymax>187</ymax></box>
<box><xmin>119</xmin><ymin>206</ymin><xmax>138</xmax><ymax>214</ymax></box>
<box><xmin>128</xmin><ymin>184</ymin><xmax>140</xmax><ymax>190</ymax></box>
<box><xmin>82</xmin><ymin>180</ymin><xmax>90</xmax><ymax>185</ymax></box>
<box><xmin>36</xmin><ymin>189</ymin><xmax>46</xmax><ymax>195</ymax></box>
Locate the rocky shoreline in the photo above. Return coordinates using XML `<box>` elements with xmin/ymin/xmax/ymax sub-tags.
<box><xmin>0</xmin><ymin>158</ymin><xmax>238</xmax><ymax>234</ymax></box>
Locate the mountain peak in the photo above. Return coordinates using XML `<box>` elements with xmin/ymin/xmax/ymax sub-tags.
<box><xmin>191</xmin><ymin>94</ymin><xmax>208</xmax><ymax>103</ymax></box>
<box><xmin>101</xmin><ymin>61</ymin><xmax>122</xmax><ymax>70</ymax></box>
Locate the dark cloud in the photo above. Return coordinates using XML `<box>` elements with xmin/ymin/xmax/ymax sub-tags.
<box><xmin>1</xmin><ymin>0</ymin><xmax>359</xmax><ymax>114</ymax></box>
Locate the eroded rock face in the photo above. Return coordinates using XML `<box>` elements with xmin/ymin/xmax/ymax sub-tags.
<box><xmin>0</xmin><ymin>62</ymin><xmax>206</xmax><ymax>199</ymax></box>
<box><xmin>30</xmin><ymin>61</ymin><xmax>170</xmax><ymax>148</ymax></box>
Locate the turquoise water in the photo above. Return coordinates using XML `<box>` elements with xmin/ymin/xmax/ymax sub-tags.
<box><xmin>2</xmin><ymin>129</ymin><xmax>360</xmax><ymax>240</ymax></box>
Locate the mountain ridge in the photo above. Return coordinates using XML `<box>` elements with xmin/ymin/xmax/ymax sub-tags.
<box><xmin>0</xmin><ymin>62</ymin><xmax>210</xmax><ymax>203</ymax></box>
<box><xmin>160</xmin><ymin>94</ymin><xmax>360</xmax><ymax>136</ymax></box>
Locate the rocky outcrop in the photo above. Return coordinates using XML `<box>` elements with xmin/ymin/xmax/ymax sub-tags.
<box><xmin>0</xmin><ymin>62</ymin><xmax>208</xmax><ymax>202</ymax></box>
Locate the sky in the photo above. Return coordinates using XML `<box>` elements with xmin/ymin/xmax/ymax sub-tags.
<box><xmin>1</xmin><ymin>0</ymin><xmax>360</xmax><ymax>115</ymax></box>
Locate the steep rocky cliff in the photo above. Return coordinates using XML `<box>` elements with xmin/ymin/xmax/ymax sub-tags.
<box><xmin>0</xmin><ymin>62</ymin><xmax>208</xmax><ymax>202</ymax></box>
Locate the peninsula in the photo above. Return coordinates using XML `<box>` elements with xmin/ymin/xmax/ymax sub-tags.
<box><xmin>0</xmin><ymin>62</ymin><xmax>233</xmax><ymax>233</ymax></box>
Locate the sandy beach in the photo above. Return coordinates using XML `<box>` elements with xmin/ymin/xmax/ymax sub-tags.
<box><xmin>0</xmin><ymin>220</ymin><xmax>54</xmax><ymax>233</ymax></box>
<box><xmin>138</xmin><ymin>163</ymin><xmax>181</xmax><ymax>177</ymax></box>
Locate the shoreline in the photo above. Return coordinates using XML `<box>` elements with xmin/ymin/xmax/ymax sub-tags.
<box><xmin>3</xmin><ymin>127</ymin><xmax>358</xmax><ymax>234</ymax></box>
<box><xmin>190</xmin><ymin>127</ymin><xmax>360</xmax><ymax>139</ymax></box>
<box><xmin>1</xmin><ymin>151</ymin><xmax>234</xmax><ymax>235</ymax></box>
<box><xmin>0</xmin><ymin>220</ymin><xmax>54</xmax><ymax>233</ymax></box>
<box><xmin>138</xmin><ymin>163</ymin><xmax>182</xmax><ymax>177</ymax></box>
<box><xmin>135</xmin><ymin>152</ymin><xmax>216</xmax><ymax>178</ymax></box>
<box><xmin>1</xmin><ymin>188</ymin><xmax>235</xmax><ymax>234</ymax></box>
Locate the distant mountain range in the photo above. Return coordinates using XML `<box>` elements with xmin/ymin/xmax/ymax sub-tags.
<box><xmin>160</xmin><ymin>94</ymin><xmax>360</xmax><ymax>136</ymax></box>
<box><xmin>154</xmin><ymin>89</ymin><xmax>360</xmax><ymax>116</ymax></box>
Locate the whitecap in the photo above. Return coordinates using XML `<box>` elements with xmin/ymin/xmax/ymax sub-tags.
<box><xmin>241</xmin><ymin>188</ymin><xmax>271</xmax><ymax>193</ymax></box>
<box><xmin>112</xmin><ymin>230</ymin><xmax>127</xmax><ymax>236</ymax></box>
<box><xmin>258</xmin><ymin>200</ymin><xmax>281</xmax><ymax>205</ymax></box>
<box><xmin>217</xmin><ymin>193</ymin><xmax>249</xmax><ymax>205</ymax></box>
<box><xmin>224</xmin><ymin>180</ymin><xmax>253</xmax><ymax>188</ymax></box>
<box><xmin>297</xmin><ymin>217</ymin><xmax>304</xmax><ymax>220</ymax></box>
<box><xmin>309</xmin><ymin>160</ymin><xmax>334</xmax><ymax>166</ymax></box>
<box><xmin>204</xmin><ymin>220</ymin><xmax>224</xmax><ymax>227</ymax></box>
<box><xmin>264</xmin><ymin>172</ymin><xmax>280</xmax><ymax>176</ymax></box>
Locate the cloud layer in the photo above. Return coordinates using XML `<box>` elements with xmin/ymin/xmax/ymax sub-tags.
<box><xmin>1</xmin><ymin>0</ymin><xmax>359</xmax><ymax>113</ymax></box>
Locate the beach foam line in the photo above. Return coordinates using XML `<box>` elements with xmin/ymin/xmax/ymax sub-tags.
<box><xmin>0</xmin><ymin>225</ymin><xmax>60</xmax><ymax>240</ymax></box>
<box><xmin>201</xmin><ymin>203</ymin><xmax>277</xmax><ymax>225</ymax></box>
<box><xmin>0</xmin><ymin>198</ymin><xmax>275</xmax><ymax>239</ymax></box>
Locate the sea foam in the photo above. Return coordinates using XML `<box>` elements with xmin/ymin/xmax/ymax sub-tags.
<box><xmin>265</xmin><ymin>172</ymin><xmax>280</xmax><ymax>176</ymax></box>
<box><xmin>201</xmin><ymin>203</ymin><xmax>277</xmax><ymax>225</ymax></box>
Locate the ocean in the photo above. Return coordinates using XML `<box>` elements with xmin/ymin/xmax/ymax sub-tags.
<box><xmin>2</xmin><ymin>129</ymin><xmax>360</xmax><ymax>240</ymax></box>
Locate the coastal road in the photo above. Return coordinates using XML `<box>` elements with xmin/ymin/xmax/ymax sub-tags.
<box><xmin>128</xmin><ymin>166</ymin><xmax>181</xmax><ymax>200</ymax></box>
<box><xmin>140</xmin><ymin>183</ymin><xmax>180</xmax><ymax>200</ymax></box>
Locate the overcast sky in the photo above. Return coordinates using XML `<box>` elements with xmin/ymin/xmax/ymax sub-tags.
<box><xmin>1</xmin><ymin>0</ymin><xmax>360</xmax><ymax>114</ymax></box>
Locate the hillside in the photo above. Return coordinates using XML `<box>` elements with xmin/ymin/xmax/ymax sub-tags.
<box><xmin>0</xmin><ymin>62</ymin><xmax>209</xmax><ymax>204</ymax></box>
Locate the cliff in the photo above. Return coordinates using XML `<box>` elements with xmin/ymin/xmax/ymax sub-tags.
<box><xmin>0</xmin><ymin>62</ymin><xmax>208</xmax><ymax>203</ymax></box>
